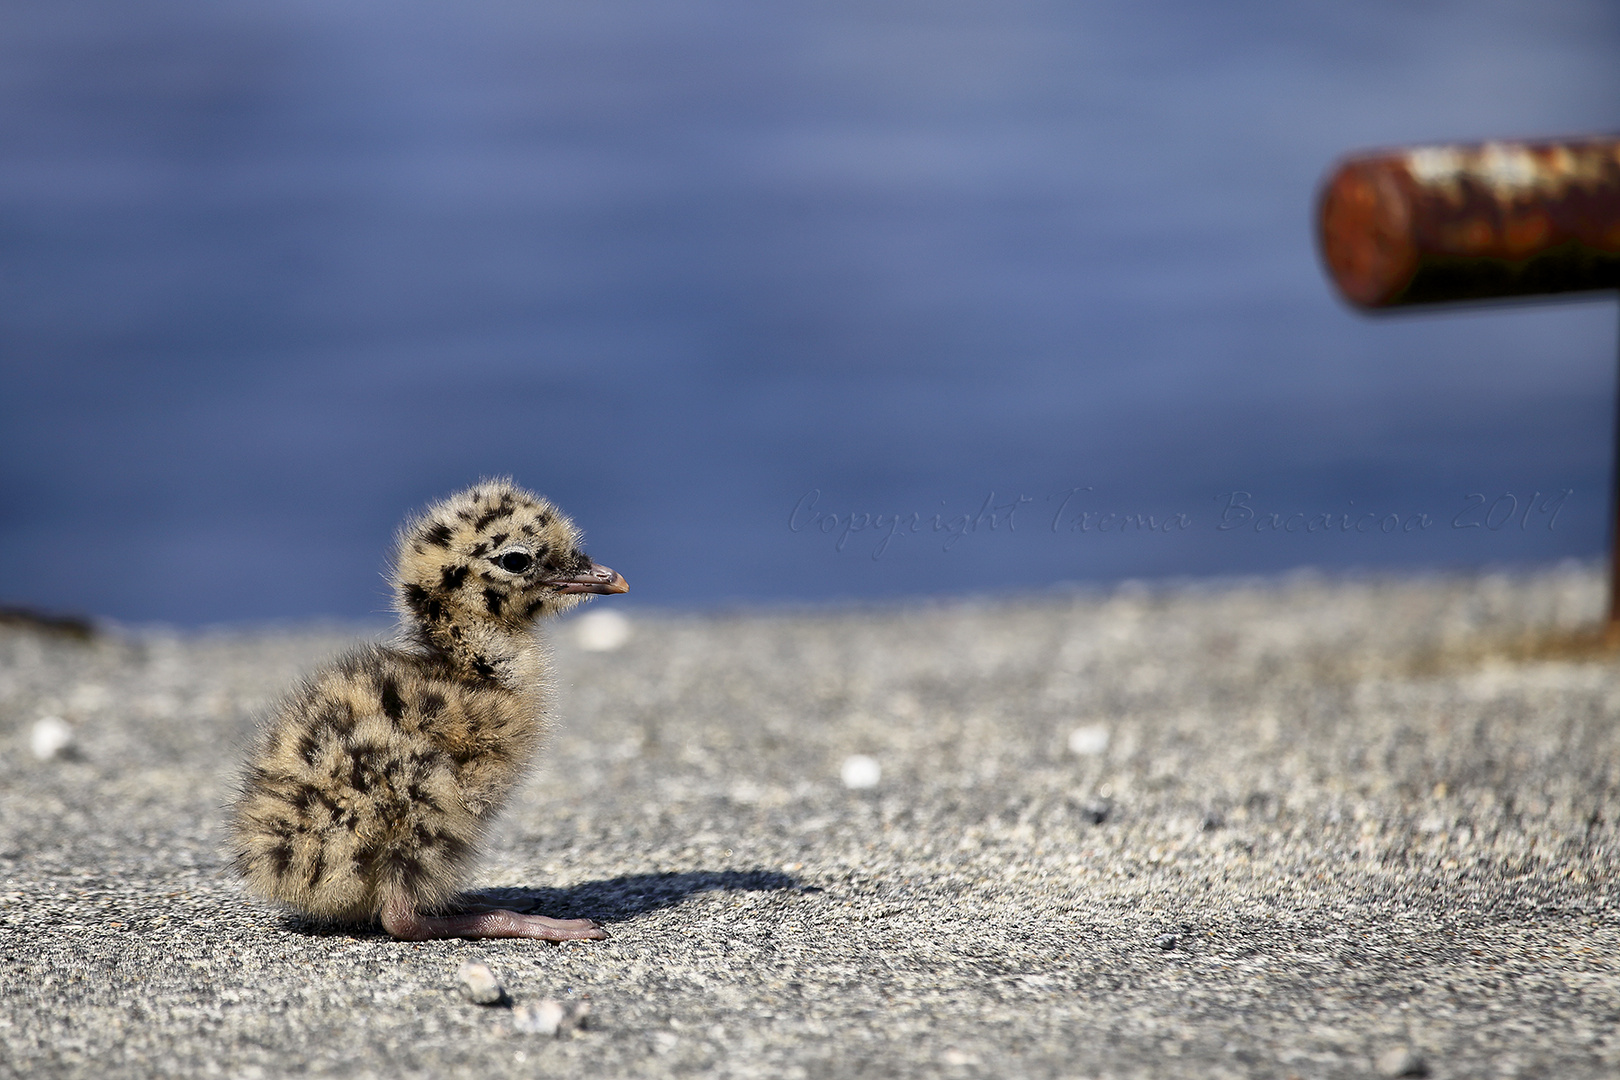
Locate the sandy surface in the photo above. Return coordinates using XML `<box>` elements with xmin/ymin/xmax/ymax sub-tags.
<box><xmin>1</xmin><ymin>566</ymin><xmax>1617</xmax><ymax>1079</ymax></box>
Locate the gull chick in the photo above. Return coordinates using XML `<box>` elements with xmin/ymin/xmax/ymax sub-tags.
<box><xmin>230</xmin><ymin>480</ymin><xmax>627</xmax><ymax>940</ymax></box>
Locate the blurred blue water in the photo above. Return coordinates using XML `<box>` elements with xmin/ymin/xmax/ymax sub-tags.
<box><xmin>2</xmin><ymin>0</ymin><xmax>1618</xmax><ymax>623</ymax></box>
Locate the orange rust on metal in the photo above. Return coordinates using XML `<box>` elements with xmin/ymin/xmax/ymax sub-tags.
<box><xmin>1318</xmin><ymin>136</ymin><xmax>1620</xmax><ymax>308</ymax></box>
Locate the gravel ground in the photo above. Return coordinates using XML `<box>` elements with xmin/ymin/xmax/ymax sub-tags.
<box><xmin>2</xmin><ymin>565</ymin><xmax>1617</xmax><ymax>1079</ymax></box>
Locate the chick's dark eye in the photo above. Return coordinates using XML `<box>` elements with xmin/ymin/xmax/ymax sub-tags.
<box><xmin>497</xmin><ymin>551</ymin><xmax>532</xmax><ymax>574</ymax></box>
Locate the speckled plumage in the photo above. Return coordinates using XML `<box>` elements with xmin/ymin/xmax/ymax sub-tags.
<box><xmin>230</xmin><ymin>480</ymin><xmax>626</xmax><ymax>940</ymax></box>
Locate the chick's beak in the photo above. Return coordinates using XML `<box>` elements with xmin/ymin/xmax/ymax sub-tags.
<box><xmin>549</xmin><ymin>563</ymin><xmax>629</xmax><ymax>595</ymax></box>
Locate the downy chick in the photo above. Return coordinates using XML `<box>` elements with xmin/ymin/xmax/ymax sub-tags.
<box><xmin>230</xmin><ymin>479</ymin><xmax>627</xmax><ymax>940</ymax></box>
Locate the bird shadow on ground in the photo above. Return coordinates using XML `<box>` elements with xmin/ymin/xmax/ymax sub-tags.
<box><xmin>465</xmin><ymin>868</ymin><xmax>812</xmax><ymax>922</ymax></box>
<box><xmin>282</xmin><ymin>868</ymin><xmax>809</xmax><ymax>937</ymax></box>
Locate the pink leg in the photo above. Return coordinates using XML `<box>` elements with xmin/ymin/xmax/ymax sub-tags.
<box><xmin>380</xmin><ymin>893</ymin><xmax>606</xmax><ymax>942</ymax></box>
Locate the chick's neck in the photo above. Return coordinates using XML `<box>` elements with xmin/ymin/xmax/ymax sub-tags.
<box><xmin>408</xmin><ymin>603</ymin><xmax>546</xmax><ymax>691</ymax></box>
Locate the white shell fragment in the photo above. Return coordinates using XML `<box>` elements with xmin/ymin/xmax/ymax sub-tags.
<box><xmin>512</xmin><ymin>997</ymin><xmax>590</xmax><ymax>1037</ymax></box>
<box><xmin>840</xmin><ymin>754</ymin><xmax>882</xmax><ymax>789</ymax></box>
<box><xmin>1067</xmin><ymin>724</ymin><xmax>1110</xmax><ymax>756</ymax></box>
<box><xmin>30</xmin><ymin>717</ymin><xmax>75</xmax><ymax>761</ymax></box>
<box><xmin>456</xmin><ymin>960</ymin><xmax>505</xmax><ymax>1005</ymax></box>
<box><xmin>575</xmin><ymin>609</ymin><xmax>632</xmax><ymax>652</ymax></box>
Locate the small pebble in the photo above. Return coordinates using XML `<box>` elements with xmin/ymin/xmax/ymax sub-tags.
<box><xmin>840</xmin><ymin>754</ymin><xmax>881</xmax><ymax>789</ymax></box>
<box><xmin>513</xmin><ymin>999</ymin><xmax>565</xmax><ymax>1035</ymax></box>
<box><xmin>1153</xmin><ymin>933</ymin><xmax>1180</xmax><ymax>950</ymax></box>
<box><xmin>1201</xmin><ymin>810</ymin><xmax>1225</xmax><ymax>831</ymax></box>
<box><xmin>1375</xmin><ymin>1045</ymin><xmax>1428</xmax><ymax>1078</ymax></box>
<box><xmin>456</xmin><ymin>961</ymin><xmax>506</xmax><ymax>1005</ymax></box>
<box><xmin>1067</xmin><ymin>724</ymin><xmax>1110</xmax><ymax>756</ymax></box>
<box><xmin>574</xmin><ymin>609</ymin><xmax>632</xmax><ymax>652</ymax></box>
<box><xmin>30</xmin><ymin>716</ymin><xmax>75</xmax><ymax>761</ymax></box>
<box><xmin>513</xmin><ymin>997</ymin><xmax>590</xmax><ymax>1037</ymax></box>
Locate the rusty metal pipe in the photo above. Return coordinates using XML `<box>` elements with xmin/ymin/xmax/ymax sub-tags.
<box><xmin>1317</xmin><ymin>135</ymin><xmax>1620</xmax><ymax>636</ymax></box>
<box><xmin>1318</xmin><ymin>136</ymin><xmax>1620</xmax><ymax>308</ymax></box>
